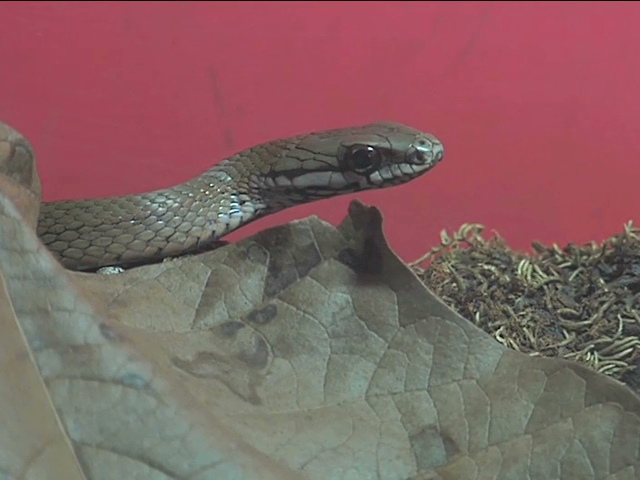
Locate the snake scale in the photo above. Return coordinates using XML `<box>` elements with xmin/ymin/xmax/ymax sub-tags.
<box><xmin>35</xmin><ymin>123</ymin><xmax>444</xmax><ymax>272</ymax></box>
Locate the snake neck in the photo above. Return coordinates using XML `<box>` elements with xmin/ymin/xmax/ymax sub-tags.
<box><xmin>184</xmin><ymin>167</ymin><xmax>270</xmax><ymax>238</ymax></box>
<box><xmin>36</xmin><ymin>167</ymin><xmax>271</xmax><ymax>271</ymax></box>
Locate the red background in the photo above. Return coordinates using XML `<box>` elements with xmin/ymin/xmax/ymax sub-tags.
<box><xmin>1</xmin><ymin>2</ymin><xmax>639</xmax><ymax>262</ymax></box>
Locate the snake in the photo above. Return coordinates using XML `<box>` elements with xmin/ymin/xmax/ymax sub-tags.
<box><xmin>35</xmin><ymin>122</ymin><xmax>444</xmax><ymax>272</ymax></box>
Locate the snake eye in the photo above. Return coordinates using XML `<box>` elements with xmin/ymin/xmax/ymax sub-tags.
<box><xmin>346</xmin><ymin>145</ymin><xmax>381</xmax><ymax>173</ymax></box>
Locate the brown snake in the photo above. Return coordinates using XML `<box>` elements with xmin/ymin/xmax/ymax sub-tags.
<box><xmin>35</xmin><ymin>123</ymin><xmax>444</xmax><ymax>272</ymax></box>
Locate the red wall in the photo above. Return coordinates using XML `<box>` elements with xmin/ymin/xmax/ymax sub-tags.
<box><xmin>2</xmin><ymin>2</ymin><xmax>639</xmax><ymax>262</ymax></box>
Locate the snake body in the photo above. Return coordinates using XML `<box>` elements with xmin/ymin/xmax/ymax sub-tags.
<box><xmin>36</xmin><ymin>123</ymin><xmax>444</xmax><ymax>271</ymax></box>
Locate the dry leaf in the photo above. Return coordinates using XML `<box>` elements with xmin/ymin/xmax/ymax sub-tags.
<box><xmin>1</xmin><ymin>122</ymin><xmax>639</xmax><ymax>479</ymax></box>
<box><xmin>0</xmin><ymin>122</ymin><xmax>41</xmax><ymax>228</ymax></box>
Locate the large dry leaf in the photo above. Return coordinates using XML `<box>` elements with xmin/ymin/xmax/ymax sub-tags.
<box><xmin>1</xmin><ymin>122</ymin><xmax>640</xmax><ymax>479</ymax></box>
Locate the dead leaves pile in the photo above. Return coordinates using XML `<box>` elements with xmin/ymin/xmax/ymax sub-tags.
<box><xmin>1</xmin><ymin>122</ymin><xmax>639</xmax><ymax>479</ymax></box>
<box><xmin>413</xmin><ymin>223</ymin><xmax>640</xmax><ymax>393</ymax></box>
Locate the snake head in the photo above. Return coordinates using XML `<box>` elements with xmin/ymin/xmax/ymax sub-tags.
<box><xmin>260</xmin><ymin>122</ymin><xmax>444</xmax><ymax>199</ymax></box>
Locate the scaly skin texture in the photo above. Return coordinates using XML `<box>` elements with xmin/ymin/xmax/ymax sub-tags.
<box><xmin>36</xmin><ymin>123</ymin><xmax>444</xmax><ymax>271</ymax></box>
